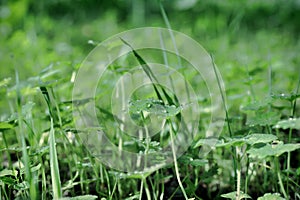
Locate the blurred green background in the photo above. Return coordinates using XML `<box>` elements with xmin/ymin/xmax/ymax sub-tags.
<box><xmin>1</xmin><ymin>0</ymin><xmax>300</xmax><ymax>114</ymax></box>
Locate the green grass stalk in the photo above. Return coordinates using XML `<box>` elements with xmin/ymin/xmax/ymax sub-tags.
<box><xmin>15</xmin><ymin>69</ymin><xmax>38</xmax><ymax>199</ymax></box>
<box><xmin>169</xmin><ymin>120</ymin><xmax>189</xmax><ymax>200</ymax></box>
<box><xmin>49</xmin><ymin>117</ymin><xmax>62</xmax><ymax>199</ymax></box>
<box><xmin>275</xmin><ymin>157</ymin><xmax>288</xmax><ymax>199</ymax></box>
<box><xmin>210</xmin><ymin>55</ymin><xmax>238</xmax><ymax>187</ymax></box>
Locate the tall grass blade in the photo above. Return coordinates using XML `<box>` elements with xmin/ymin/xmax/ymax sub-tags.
<box><xmin>159</xmin><ymin>0</ymin><xmax>182</xmax><ymax>69</ymax></box>
<box><xmin>210</xmin><ymin>54</ymin><xmax>238</xmax><ymax>188</ymax></box>
<box><xmin>120</xmin><ymin>38</ymin><xmax>174</xmax><ymax>106</ymax></box>
<box><xmin>49</xmin><ymin>117</ymin><xmax>62</xmax><ymax>199</ymax></box>
<box><xmin>15</xmin><ymin>69</ymin><xmax>38</xmax><ymax>199</ymax></box>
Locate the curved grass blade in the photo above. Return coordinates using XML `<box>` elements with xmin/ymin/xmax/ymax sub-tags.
<box><xmin>119</xmin><ymin>37</ymin><xmax>175</xmax><ymax>106</ymax></box>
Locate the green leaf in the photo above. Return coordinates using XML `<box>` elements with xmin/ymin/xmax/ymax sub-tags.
<box><xmin>110</xmin><ymin>171</ymin><xmax>152</xmax><ymax>179</ymax></box>
<box><xmin>257</xmin><ymin>193</ymin><xmax>285</xmax><ymax>200</ymax></box>
<box><xmin>30</xmin><ymin>163</ymin><xmax>42</xmax><ymax>173</ymax></box>
<box><xmin>0</xmin><ymin>122</ymin><xmax>14</xmax><ymax>130</ymax></box>
<box><xmin>8</xmin><ymin>101</ymin><xmax>35</xmax><ymax>122</ymax></box>
<box><xmin>178</xmin><ymin>155</ymin><xmax>208</xmax><ymax>166</ymax></box>
<box><xmin>271</xmin><ymin>92</ymin><xmax>300</xmax><ymax>102</ymax></box>
<box><xmin>30</xmin><ymin>146</ymin><xmax>49</xmax><ymax>156</ymax></box>
<box><xmin>59</xmin><ymin>195</ymin><xmax>98</xmax><ymax>200</ymax></box>
<box><xmin>129</xmin><ymin>99</ymin><xmax>181</xmax><ymax>118</ymax></box>
<box><xmin>0</xmin><ymin>169</ymin><xmax>18</xmax><ymax>177</ymax></box>
<box><xmin>215</xmin><ymin>134</ymin><xmax>277</xmax><ymax>148</ymax></box>
<box><xmin>129</xmin><ymin>99</ymin><xmax>162</xmax><ymax>113</ymax></box>
<box><xmin>221</xmin><ymin>191</ymin><xmax>252</xmax><ymax>199</ymax></box>
<box><xmin>215</xmin><ymin>137</ymin><xmax>245</xmax><ymax>147</ymax></box>
<box><xmin>243</xmin><ymin>134</ymin><xmax>277</xmax><ymax>145</ymax></box>
<box><xmin>14</xmin><ymin>181</ymin><xmax>29</xmax><ymax>190</ymax></box>
<box><xmin>120</xmin><ymin>38</ymin><xmax>177</xmax><ymax>106</ymax></box>
<box><xmin>108</xmin><ymin>64</ymin><xmax>131</xmax><ymax>74</ymax></box>
<box><xmin>22</xmin><ymin>101</ymin><xmax>35</xmax><ymax>114</ymax></box>
<box><xmin>124</xmin><ymin>194</ymin><xmax>140</xmax><ymax>200</ymax></box>
<box><xmin>189</xmin><ymin>159</ymin><xmax>208</xmax><ymax>167</ymax></box>
<box><xmin>241</xmin><ymin>99</ymin><xmax>271</xmax><ymax>111</ymax></box>
<box><xmin>0</xmin><ymin>77</ymin><xmax>11</xmax><ymax>88</ymax></box>
<box><xmin>193</xmin><ymin>138</ymin><xmax>219</xmax><ymax>148</ymax></box>
<box><xmin>273</xmin><ymin>118</ymin><xmax>300</xmax><ymax>130</ymax></box>
<box><xmin>249</xmin><ymin>67</ymin><xmax>264</xmax><ymax>76</ymax></box>
<box><xmin>246</xmin><ymin>112</ymin><xmax>280</xmax><ymax>126</ymax></box>
<box><xmin>296</xmin><ymin>167</ymin><xmax>300</xmax><ymax>176</ymax></box>
<box><xmin>0</xmin><ymin>176</ymin><xmax>16</xmax><ymax>185</ymax></box>
<box><xmin>247</xmin><ymin>143</ymin><xmax>300</xmax><ymax>159</ymax></box>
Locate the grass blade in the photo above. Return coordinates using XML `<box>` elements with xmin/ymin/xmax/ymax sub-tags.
<box><xmin>49</xmin><ymin>117</ymin><xmax>62</xmax><ymax>199</ymax></box>
<box><xmin>15</xmin><ymin>69</ymin><xmax>38</xmax><ymax>199</ymax></box>
<box><xmin>120</xmin><ymin>38</ymin><xmax>174</xmax><ymax>105</ymax></box>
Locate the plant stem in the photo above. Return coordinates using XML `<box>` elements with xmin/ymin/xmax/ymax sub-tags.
<box><xmin>236</xmin><ymin>168</ymin><xmax>241</xmax><ymax>200</ymax></box>
<box><xmin>142</xmin><ymin>176</ymin><xmax>152</xmax><ymax>200</ymax></box>
<box><xmin>169</xmin><ymin>121</ymin><xmax>189</xmax><ymax>200</ymax></box>
<box><xmin>236</xmin><ymin>147</ymin><xmax>241</xmax><ymax>200</ymax></box>
<box><xmin>139</xmin><ymin>179</ymin><xmax>144</xmax><ymax>200</ymax></box>
<box><xmin>49</xmin><ymin>117</ymin><xmax>62</xmax><ymax>199</ymax></box>
<box><xmin>110</xmin><ymin>177</ymin><xmax>117</xmax><ymax>200</ymax></box>
<box><xmin>15</xmin><ymin>69</ymin><xmax>37</xmax><ymax>199</ymax></box>
<box><xmin>211</xmin><ymin>55</ymin><xmax>238</xmax><ymax>187</ymax></box>
<box><xmin>244</xmin><ymin>155</ymin><xmax>250</xmax><ymax>195</ymax></box>
<box><xmin>286</xmin><ymin>75</ymin><xmax>300</xmax><ymax>194</ymax></box>
<box><xmin>275</xmin><ymin>157</ymin><xmax>288</xmax><ymax>199</ymax></box>
<box><xmin>2</xmin><ymin>132</ymin><xmax>12</xmax><ymax>169</ymax></box>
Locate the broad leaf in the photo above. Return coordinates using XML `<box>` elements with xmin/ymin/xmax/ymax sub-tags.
<box><xmin>189</xmin><ymin>159</ymin><xmax>208</xmax><ymax>167</ymax></box>
<box><xmin>178</xmin><ymin>155</ymin><xmax>208</xmax><ymax>166</ymax></box>
<box><xmin>0</xmin><ymin>122</ymin><xmax>14</xmax><ymax>130</ymax></box>
<box><xmin>246</xmin><ymin>112</ymin><xmax>280</xmax><ymax>126</ymax></box>
<box><xmin>257</xmin><ymin>193</ymin><xmax>285</xmax><ymax>200</ymax></box>
<box><xmin>274</xmin><ymin>118</ymin><xmax>300</xmax><ymax>130</ymax></box>
<box><xmin>129</xmin><ymin>99</ymin><xmax>181</xmax><ymax>118</ymax></box>
<box><xmin>248</xmin><ymin>143</ymin><xmax>300</xmax><ymax>159</ymax></box>
<box><xmin>241</xmin><ymin>99</ymin><xmax>271</xmax><ymax>111</ymax></box>
<box><xmin>271</xmin><ymin>92</ymin><xmax>300</xmax><ymax>102</ymax></box>
<box><xmin>0</xmin><ymin>169</ymin><xmax>18</xmax><ymax>177</ymax></box>
<box><xmin>221</xmin><ymin>191</ymin><xmax>252</xmax><ymax>199</ymax></box>
<box><xmin>243</xmin><ymin>134</ymin><xmax>277</xmax><ymax>145</ymax></box>
<box><xmin>215</xmin><ymin>134</ymin><xmax>277</xmax><ymax>148</ymax></box>
<box><xmin>59</xmin><ymin>195</ymin><xmax>98</xmax><ymax>200</ymax></box>
<box><xmin>193</xmin><ymin>138</ymin><xmax>219</xmax><ymax>148</ymax></box>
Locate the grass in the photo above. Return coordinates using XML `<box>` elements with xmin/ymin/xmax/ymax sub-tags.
<box><xmin>1</xmin><ymin>1</ymin><xmax>300</xmax><ymax>200</ymax></box>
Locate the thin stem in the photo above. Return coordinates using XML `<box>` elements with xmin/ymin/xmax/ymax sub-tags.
<box><xmin>268</xmin><ymin>65</ymin><xmax>273</xmax><ymax>96</ymax></box>
<box><xmin>244</xmin><ymin>155</ymin><xmax>250</xmax><ymax>195</ymax></box>
<box><xmin>16</xmin><ymin>69</ymin><xmax>37</xmax><ymax>199</ymax></box>
<box><xmin>236</xmin><ymin>147</ymin><xmax>241</xmax><ymax>200</ymax></box>
<box><xmin>169</xmin><ymin>121</ymin><xmax>189</xmax><ymax>200</ymax></box>
<box><xmin>109</xmin><ymin>177</ymin><xmax>117</xmax><ymax>200</ymax></box>
<box><xmin>142</xmin><ymin>176</ymin><xmax>152</xmax><ymax>200</ymax></box>
<box><xmin>139</xmin><ymin>179</ymin><xmax>144</xmax><ymax>200</ymax></box>
<box><xmin>286</xmin><ymin>74</ymin><xmax>300</xmax><ymax>195</ymax></box>
<box><xmin>275</xmin><ymin>157</ymin><xmax>288</xmax><ymax>199</ymax></box>
<box><xmin>236</xmin><ymin>167</ymin><xmax>241</xmax><ymax>200</ymax></box>
<box><xmin>160</xmin><ymin>169</ymin><xmax>165</xmax><ymax>200</ymax></box>
<box><xmin>104</xmin><ymin>168</ymin><xmax>111</xmax><ymax>197</ymax></box>
<box><xmin>2</xmin><ymin>132</ymin><xmax>12</xmax><ymax>169</ymax></box>
<box><xmin>141</xmin><ymin>112</ymin><xmax>150</xmax><ymax>168</ymax></box>
<box><xmin>159</xmin><ymin>0</ymin><xmax>182</xmax><ymax>67</ymax></box>
<box><xmin>211</xmin><ymin>54</ymin><xmax>238</xmax><ymax>187</ymax></box>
